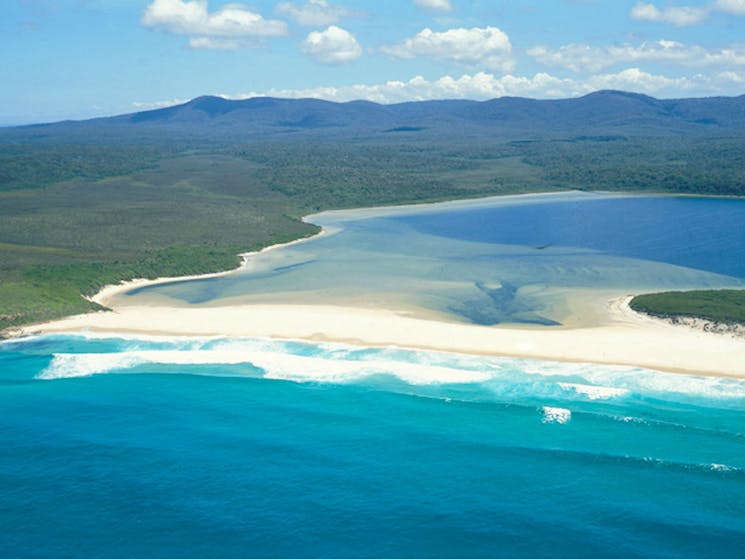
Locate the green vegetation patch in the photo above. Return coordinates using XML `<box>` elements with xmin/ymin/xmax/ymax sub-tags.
<box><xmin>630</xmin><ymin>290</ymin><xmax>745</xmax><ymax>325</ymax></box>
<box><xmin>519</xmin><ymin>136</ymin><xmax>745</xmax><ymax>196</ymax></box>
<box><xmin>0</xmin><ymin>247</ymin><xmax>249</xmax><ymax>331</ymax></box>
<box><xmin>0</xmin><ymin>144</ymin><xmax>180</xmax><ymax>191</ymax></box>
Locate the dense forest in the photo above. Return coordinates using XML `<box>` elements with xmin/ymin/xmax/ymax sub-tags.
<box><xmin>630</xmin><ymin>290</ymin><xmax>745</xmax><ymax>325</ymax></box>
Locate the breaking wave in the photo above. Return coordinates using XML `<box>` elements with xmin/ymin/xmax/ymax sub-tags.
<box><xmin>30</xmin><ymin>335</ymin><xmax>745</xmax><ymax>411</ymax></box>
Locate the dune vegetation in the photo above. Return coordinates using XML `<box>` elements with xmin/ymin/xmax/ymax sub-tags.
<box><xmin>630</xmin><ymin>290</ymin><xmax>745</xmax><ymax>326</ymax></box>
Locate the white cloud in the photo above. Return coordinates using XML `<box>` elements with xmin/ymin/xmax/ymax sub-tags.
<box><xmin>413</xmin><ymin>0</ymin><xmax>452</xmax><ymax>12</ymax></box>
<box><xmin>711</xmin><ymin>70</ymin><xmax>745</xmax><ymax>85</ymax></box>
<box><xmin>133</xmin><ymin>68</ymin><xmax>745</xmax><ymax>113</ymax></box>
<box><xmin>232</xmin><ymin>68</ymin><xmax>744</xmax><ymax>104</ymax></box>
<box><xmin>131</xmin><ymin>98</ymin><xmax>189</xmax><ymax>110</ymax></box>
<box><xmin>276</xmin><ymin>0</ymin><xmax>349</xmax><ymax>27</ymax></box>
<box><xmin>587</xmin><ymin>67</ymin><xmax>693</xmax><ymax>92</ymax></box>
<box><xmin>381</xmin><ymin>26</ymin><xmax>514</xmax><ymax>72</ymax></box>
<box><xmin>630</xmin><ymin>2</ymin><xmax>709</xmax><ymax>26</ymax></box>
<box><xmin>236</xmin><ymin>72</ymin><xmax>571</xmax><ymax>103</ymax></box>
<box><xmin>529</xmin><ymin>40</ymin><xmax>745</xmax><ymax>72</ymax></box>
<box><xmin>301</xmin><ymin>25</ymin><xmax>362</xmax><ymax>64</ymax></box>
<box><xmin>141</xmin><ymin>0</ymin><xmax>287</xmax><ymax>38</ymax></box>
<box><xmin>715</xmin><ymin>0</ymin><xmax>745</xmax><ymax>14</ymax></box>
<box><xmin>189</xmin><ymin>36</ymin><xmax>244</xmax><ymax>49</ymax></box>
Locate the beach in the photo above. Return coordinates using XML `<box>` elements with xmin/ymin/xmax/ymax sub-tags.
<box><xmin>16</xmin><ymin>290</ymin><xmax>745</xmax><ymax>378</ymax></box>
<box><xmin>13</xmin><ymin>192</ymin><xmax>745</xmax><ymax>379</ymax></box>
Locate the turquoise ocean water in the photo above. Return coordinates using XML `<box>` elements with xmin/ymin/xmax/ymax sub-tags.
<box><xmin>2</xmin><ymin>194</ymin><xmax>745</xmax><ymax>557</ymax></box>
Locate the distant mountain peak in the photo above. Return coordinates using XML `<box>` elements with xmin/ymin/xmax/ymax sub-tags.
<box><xmin>6</xmin><ymin>90</ymin><xmax>745</xmax><ymax>138</ymax></box>
<box><xmin>582</xmin><ymin>90</ymin><xmax>658</xmax><ymax>102</ymax></box>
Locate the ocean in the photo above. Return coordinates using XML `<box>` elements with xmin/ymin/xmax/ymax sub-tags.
<box><xmin>2</xmin><ymin>193</ymin><xmax>745</xmax><ymax>558</ymax></box>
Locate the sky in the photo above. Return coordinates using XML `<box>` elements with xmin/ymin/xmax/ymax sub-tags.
<box><xmin>3</xmin><ymin>0</ymin><xmax>745</xmax><ymax>124</ymax></box>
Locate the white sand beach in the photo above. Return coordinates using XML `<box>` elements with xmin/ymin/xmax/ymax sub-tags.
<box><xmin>17</xmin><ymin>293</ymin><xmax>745</xmax><ymax>378</ymax></box>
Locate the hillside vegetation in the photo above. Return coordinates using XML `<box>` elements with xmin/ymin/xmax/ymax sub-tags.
<box><xmin>630</xmin><ymin>290</ymin><xmax>745</xmax><ymax>325</ymax></box>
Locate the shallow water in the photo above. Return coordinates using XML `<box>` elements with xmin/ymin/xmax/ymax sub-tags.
<box><xmin>122</xmin><ymin>193</ymin><xmax>745</xmax><ymax>325</ymax></box>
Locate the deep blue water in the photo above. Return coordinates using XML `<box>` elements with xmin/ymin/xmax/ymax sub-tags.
<box><xmin>393</xmin><ymin>195</ymin><xmax>745</xmax><ymax>279</ymax></box>
<box><xmin>3</xmin><ymin>194</ymin><xmax>745</xmax><ymax>558</ymax></box>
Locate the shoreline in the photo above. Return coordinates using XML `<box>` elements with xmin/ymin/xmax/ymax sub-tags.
<box><xmin>88</xmin><ymin>190</ymin><xmax>590</xmax><ymax>308</ymax></box>
<box><xmin>90</xmin><ymin>226</ymin><xmax>331</xmax><ymax>308</ymax></box>
<box><xmin>13</xmin><ymin>295</ymin><xmax>745</xmax><ymax>379</ymax></box>
<box><xmin>9</xmin><ymin>190</ymin><xmax>745</xmax><ymax>379</ymax></box>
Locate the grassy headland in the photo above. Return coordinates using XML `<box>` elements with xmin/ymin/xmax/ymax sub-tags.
<box><xmin>630</xmin><ymin>290</ymin><xmax>745</xmax><ymax>325</ymax></box>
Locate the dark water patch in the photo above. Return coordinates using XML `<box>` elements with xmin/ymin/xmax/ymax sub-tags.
<box><xmin>384</xmin><ymin>126</ymin><xmax>426</xmax><ymax>133</ymax></box>
<box><xmin>395</xmin><ymin>196</ymin><xmax>745</xmax><ymax>278</ymax></box>
<box><xmin>450</xmin><ymin>281</ymin><xmax>561</xmax><ymax>325</ymax></box>
<box><xmin>272</xmin><ymin>259</ymin><xmax>316</xmax><ymax>273</ymax></box>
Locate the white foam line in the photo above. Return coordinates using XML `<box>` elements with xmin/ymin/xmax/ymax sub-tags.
<box><xmin>27</xmin><ymin>334</ymin><xmax>745</xmax><ymax>402</ymax></box>
<box><xmin>37</xmin><ymin>348</ymin><xmax>492</xmax><ymax>385</ymax></box>
<box><xmin>542</xmin><ymin>406</ymin><xmax>572</xmax><ymax>424</ymax></box>
<box><xmin>557</xmin><ymin>382</ymin><xmax>630</xmax><ymax>400</ymax></box>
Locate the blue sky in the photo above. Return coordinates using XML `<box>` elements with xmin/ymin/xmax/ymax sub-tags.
<box><xmin>3</xmin><ymin>0</ymin><xmax>745</xmax><ymax>124</ymax></box>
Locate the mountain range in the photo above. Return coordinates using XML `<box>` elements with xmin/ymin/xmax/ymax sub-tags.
<box><xmin>7</xmin><ymin>89</ymin><xmax>745</xmax><ymax>141</ymax></box>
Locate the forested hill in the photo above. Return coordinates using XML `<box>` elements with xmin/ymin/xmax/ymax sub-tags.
<box><xmin>6</xmin><ymin>89</ymin><xmax>745</xmax><ymax>141</ymax></box>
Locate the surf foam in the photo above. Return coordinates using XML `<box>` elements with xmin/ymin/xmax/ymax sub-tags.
<box><xmin>29</xmin><ymin>334</ymin><xmax>745</xmax><ymax>407</ymax></box>
<box><xmin>542</xmin><ymin>406</ymin><xmax>572</xmax><ymax>424</ymax></box>
<box><xmin>38</xmin><ymin>349</ymin><xmax>490</xmax><ymax>385</ymax></box>
<box><xmin>557</xmin><ymin>382</ymin><xmax>630</xmax><ymax>400</ymax></box>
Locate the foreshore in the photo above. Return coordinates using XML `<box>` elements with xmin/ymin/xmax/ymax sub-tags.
<box><xmin>89</xmin><ymin>226</ymin><xmax>330</xmax><ymax>308</ymax></box>
<box><xmin>10</xmin><ymin>191</ymin><xmax>745</xmax><ymax>379</ymax></box>
<box><xmin>13</xmin><ymin>294</ymin><xmax>745</xmax><ymax>378</ymax></box>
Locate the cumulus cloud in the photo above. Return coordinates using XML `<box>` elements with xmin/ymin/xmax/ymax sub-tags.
<box><xmin>276</xmin><ymin>0</ymin><xmax>349</xmax><ymax>27</ymax></box>
<box><xmin>413</xmin><ymin>0</ymin><xmax>452</xmax><ymax>12</ymax></box>
<box><xmin>529</xmin><ymin>40</ymin><xmax>745</xmax><ymax>72</ymax></box>
<box><xmin>230</xmin><ymin>68</ymin><xmax>745</xmax><ymax>104</ymax></box>
<box><xmin>715</xmin><ymin>0</ymin><xmax>745</xmax><ymax>14</ymax></box>
<box><xmin>134</xmin><ymin>67</ymin><xmax>745</xmax><ymax>112</ymax></box>
<box><xmin>131</xmin><ymin>98</ymin><xmax>189</xmax><ymax>110</ymax></box>
<box><xmin>188</xmin><ymin>36</ymin><xmax>245</xmax><ymax>49</ymax></box>
<box><xmin>381</xmin><ymin>26</ymin><xmax>514</xmax><ymax>72</ymax></box>
<box><xmin>141</xmin><ymin>0</ymin><xmax>287</xmax><ymax>43</ymax></box>
<box><xmin>630</xmin><ymin>2</ymin><xmax>709</xmax><ymax>26</ymax></box>
<box><xmin>236</xmin><ymin>72</ymin><xmax>571</xmax><ymax>103</ymax></box>
<box><xmin>587</xmin><ymin>67</ymin><xmax>692</xmax><ymax>92</ymax></box>
<box><xmin>301</xmin><ymin>25</ymin><xmax>362</xmax><ymax>64</ymax></box>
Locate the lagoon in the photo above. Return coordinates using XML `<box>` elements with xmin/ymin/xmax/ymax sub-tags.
<box><xmin>121</xmin><ymin>192</ymin><xmax>745</xmax><ymax>326</ymax></box>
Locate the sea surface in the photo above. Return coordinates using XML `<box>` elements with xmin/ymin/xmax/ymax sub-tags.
<box><xmin>2</xmin><ymin>193</ymin><xmax>745</xmax><ymax>558</ymax></box>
